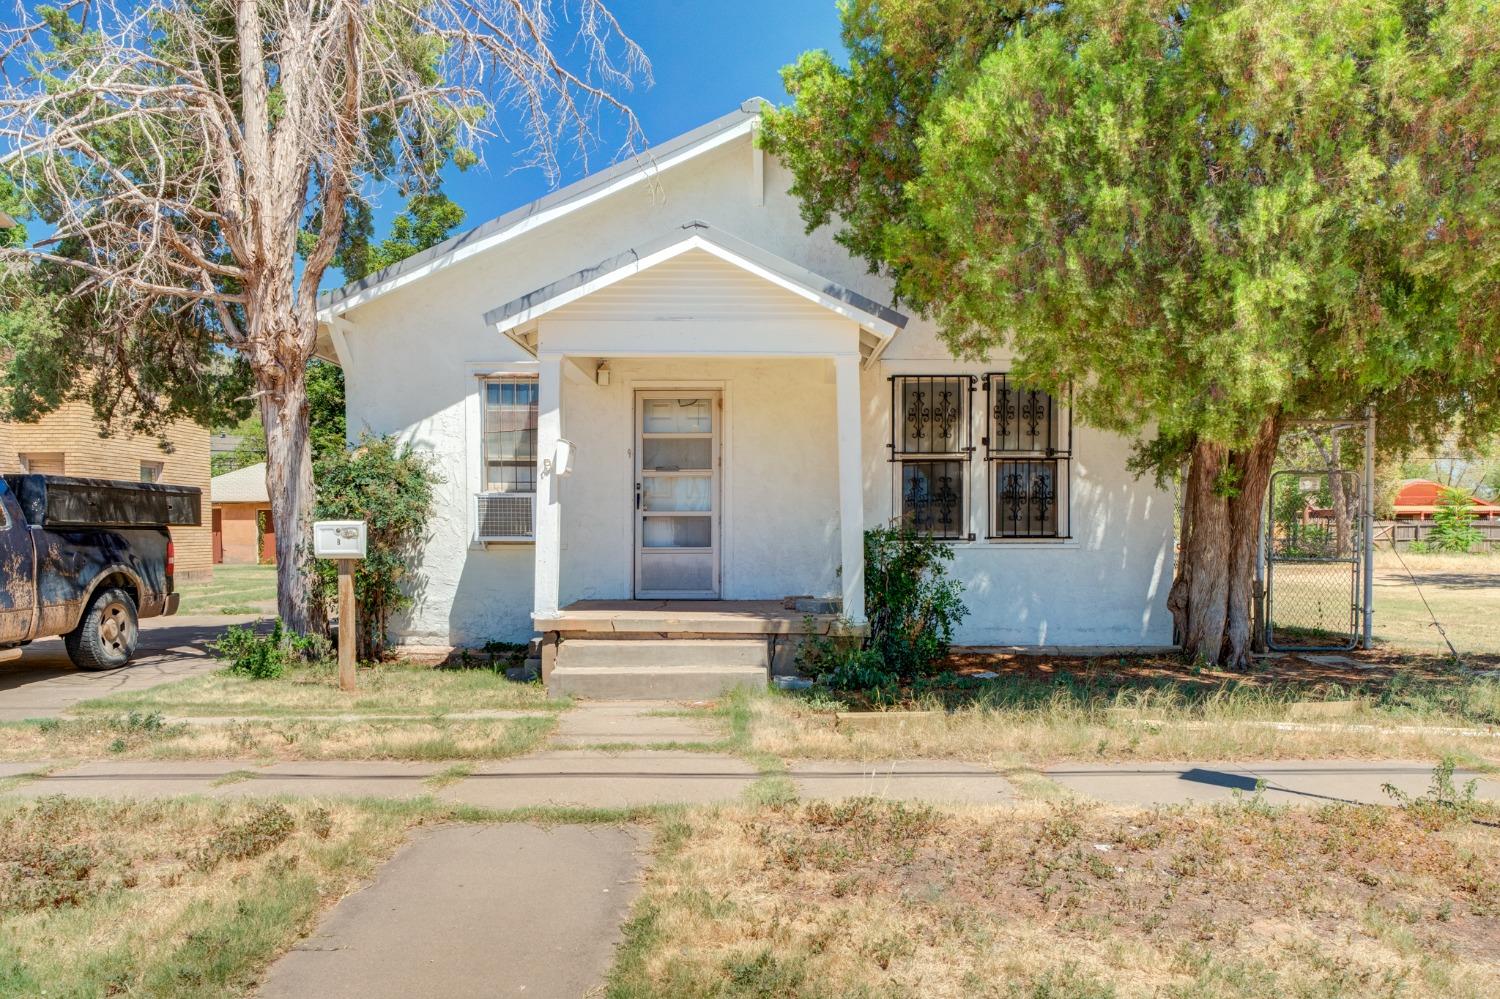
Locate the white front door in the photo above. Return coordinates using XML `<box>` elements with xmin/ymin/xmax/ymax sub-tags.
<box><xmin>635</xmin><ymin>391</ymin><xmax>721</xmax><ymax>598</ymax></box>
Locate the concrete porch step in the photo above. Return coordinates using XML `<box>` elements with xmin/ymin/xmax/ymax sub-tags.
<box><xmin>549</xmin><ymin>639</ymin><xmax>770</xmax><ymax>699</ymax></box>
<box><xmin>549</xmin><ymin>664</ymin><xmax>766</xmax><ymax>700</ymax></box>
<box><xmin>558</xmin><ymin>638</ymin><xmax>768</xmax><ymax>670</ymax></box>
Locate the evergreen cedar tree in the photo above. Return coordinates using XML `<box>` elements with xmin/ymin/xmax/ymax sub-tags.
<box><xmin>761</xmin><ymin>0</ymin><xmax>1500</xmax><ymax>667</ymax></box>
<box><xmin>0</xmin><ymin>1</ymin><xmax>647</xmax><ymax>634</ymax></box>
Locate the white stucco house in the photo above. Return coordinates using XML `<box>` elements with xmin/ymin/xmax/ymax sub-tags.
<box><xmin>316</xmin><ymin>99</ymin><xmax>1175</xmax><ymax>696</ymax></box>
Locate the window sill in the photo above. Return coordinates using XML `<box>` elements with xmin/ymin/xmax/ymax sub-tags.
<box><xmin>471</xmin><ymin>539</ymin><xmax>536</xmax><ymax>550</ymax></box>
<box><xmin>949</xmin><ymin>538</ymin><xmax>1081</xmax><ymax>551</ymax></box>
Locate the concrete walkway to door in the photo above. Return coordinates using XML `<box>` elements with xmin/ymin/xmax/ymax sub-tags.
<box><xmin>257</xmin><ymin>823</ymin><xmax>646</xmax><ymax>999</ymax></box>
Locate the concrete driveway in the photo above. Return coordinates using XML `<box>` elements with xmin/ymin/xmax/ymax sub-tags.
<box><xmin>0</xmin><ymin>613</ymin><xmax>258</xmax><ymax>721</ymax></box>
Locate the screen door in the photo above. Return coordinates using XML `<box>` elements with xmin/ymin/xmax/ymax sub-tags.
<box><xmin>635</xmin><ymin>392</ymin><xmax>720</xmax><ymax>598</ymax></box>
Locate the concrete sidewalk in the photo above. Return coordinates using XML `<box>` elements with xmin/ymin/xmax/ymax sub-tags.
<box><xmin>6</xmin><ymin>755</ymin><xmax>1492</xmax><ymax>808</ymax></box>
<box><xmin>1044</xmin><ymin>759</ymin><xmax>1500</xmax><ymax>806</ymax></box>
<box><xmin>257</xmin><ymin>823</ymin><xmax>645</xmax><ymax>999</ymax></box>
<box><xmin>0</xmin><ymin>613</ymin><xmax>254</xmax><ymax>721</ymax></box>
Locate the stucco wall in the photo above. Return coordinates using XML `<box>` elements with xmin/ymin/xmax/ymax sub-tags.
<box><xmin>555</xmin><ymin>357</ymin><xmax>840</xmax><ymax>605</ymax></box>
<box><xmin>0</xmin><ymin>402</ymin><xmax>213</xmax><ymax>579</ymax></box>
<box><xmin>336</xmin><ymin>125</ymin><xmax>1176</xmax><ymax>649</ymax></box>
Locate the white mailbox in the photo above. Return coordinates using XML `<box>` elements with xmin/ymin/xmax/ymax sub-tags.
<box><xmin>313</xmin><ymin>520</ymin><xmax>367</xmax><ymax>559</ymax></box>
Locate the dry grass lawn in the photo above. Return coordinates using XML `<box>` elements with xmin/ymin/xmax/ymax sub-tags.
<box><xmin>0</xmin><ymin>712</ymin><xmax>557</xmax><ymax>763</ymax></box>
<box><xmin>610</xmin><ymin>797</ymin><xmax>1500</xmax><ymax>998</ymax></box>
<box><xmin>734</xmin><ymin>670</ymin><xmax>1500</xmax><ymax>768</ymax></box>
<box><xmin>73</xmin><ymin>661</ymin><xmax>563</xmax><ymax>717</ymax></box>
<box><xmin>0</xmin><ymin>796</ymin><xmax>412</xmax><ymax>997</ymax></box>
<box><xmin>1372</xmin><ymin>551</ymin><xmax>1500</xmax><ymax>658</ymax></box>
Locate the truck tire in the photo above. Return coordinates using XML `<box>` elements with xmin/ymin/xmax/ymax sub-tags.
<box><xmin>64</xmin><ymin>587</ymin><xmax>140</xmax><ymax>671</ymax></box>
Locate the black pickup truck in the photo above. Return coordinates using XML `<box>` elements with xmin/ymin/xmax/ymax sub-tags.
<box><xmin>0</xmin><ymin>474</ymin><xmax>201</xmax><ymax>670</ymax></box>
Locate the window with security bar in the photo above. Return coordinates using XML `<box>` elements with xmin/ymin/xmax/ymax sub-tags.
<box><xmin>985</xmin><ymin>374</ymin><xmax>1071</xmax><ymax>539</ymax></box>
<box><xmin>482</xmin><ymin>376</ymin><xmax>538</xmax><ymax>493</ymax></box>
<box><xmin>889</xmin><ymin>375</ymin><xmax>974</xmax><ymax>540</ymax></box>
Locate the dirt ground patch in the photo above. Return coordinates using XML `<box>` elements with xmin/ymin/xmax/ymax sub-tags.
<box><xmin>612</xmin><ymin>798</ymin><xmax>1500</xmax><ymax>998</ymax></box>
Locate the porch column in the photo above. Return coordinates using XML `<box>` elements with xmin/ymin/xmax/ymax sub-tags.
<box><xmin>834</xmin><ymin>354</ymin><xmax>866</xmax><ymax>625</ymax></box>
<box><xmin>533</xmin><ymin>352</ymin><xmax>563</xmax><ymax>619</ymax></box>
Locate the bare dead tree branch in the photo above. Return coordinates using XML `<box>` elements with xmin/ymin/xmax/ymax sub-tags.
<box><xmin>0</xmin><ymin>0</ymin><xmax>649</xmax><ymax>632</ymax></box>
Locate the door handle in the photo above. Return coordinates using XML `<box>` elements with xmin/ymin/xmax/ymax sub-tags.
<box><xmin>635</xmin><ymin>482</ymin><xmax>641</xmax><ymax>510</ymax></box>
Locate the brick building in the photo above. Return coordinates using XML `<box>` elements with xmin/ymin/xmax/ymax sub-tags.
<box><xmin>0</xmin><ymin>401</ymin><xmax>213</xmax><ymax>579</ymax></box>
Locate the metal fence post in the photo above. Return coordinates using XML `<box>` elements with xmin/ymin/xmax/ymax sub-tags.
<box><xmin>1362</xmin><ymin>405</ymin><xmax>1376</xmax><ymax>649</ymax></box>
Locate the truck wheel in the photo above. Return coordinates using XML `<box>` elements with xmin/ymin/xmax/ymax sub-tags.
<box><xmin>64</xmin><ymin>588</ymin><xmax>140</xmax><ymax>671</ymax></box>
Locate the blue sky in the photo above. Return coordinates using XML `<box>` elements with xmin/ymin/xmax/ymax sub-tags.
<box><xmin>2</xmin><ymin>1</ymin><xmax>845</xmax><ymax>283</ymax></box>
<box><xmin>361</xmin><ymin>0</ymin><xmax>844</xmax><ymax>284</ymax></box>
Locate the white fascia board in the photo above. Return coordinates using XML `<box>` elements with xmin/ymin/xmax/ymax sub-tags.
<box><xmin>317</xmin><ymin>118</ymin><xmax>758</xmax><ymax>322</ymax></box>
<box><xmin>487</xmin><ymin>228</ymin><xmax>907</xmax><ymax>354</ymax></box>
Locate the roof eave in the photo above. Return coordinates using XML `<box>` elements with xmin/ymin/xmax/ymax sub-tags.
<box><xmin>316</xmin><ymin>100</ymin><xmax>766</xmax><ymax>320</ymax></box>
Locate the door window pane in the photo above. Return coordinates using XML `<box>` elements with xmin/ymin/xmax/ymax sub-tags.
<box><xmin>641</xmin><ymin>515</ymin><xmax>712</xmax><ymax>548</ymax></box>
<box><xmin>641</xmin><ymin>437</ymin><xmax>711</xmax><ymax>471</ymax></box>
<box><xmin>642</xmin><ymin>398</ymin><xmax>712</xmax><ymax>434</ymax></box>
<box><xmin>642</xmin><ymin>475</ymin><xmax>711</xmax><ymax>511</ymax></box>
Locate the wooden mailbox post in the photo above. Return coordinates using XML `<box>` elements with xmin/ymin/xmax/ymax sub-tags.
<box><xmin>314</xmin><ymin>520</ymin><xmax>367</xmax><ymax>693</ymax></box>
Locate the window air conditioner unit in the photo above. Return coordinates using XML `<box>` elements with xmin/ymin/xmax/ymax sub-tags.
<box><xmin>475</xmin><ymin>492</ymin><xmax>535</xmax><ymax>542</ymax></box>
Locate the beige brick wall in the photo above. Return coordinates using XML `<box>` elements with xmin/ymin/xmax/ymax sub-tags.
<box><xmin>0</xmin><ymin>402</ymin><xmax>213</xmax><ymax>579</ymax></box>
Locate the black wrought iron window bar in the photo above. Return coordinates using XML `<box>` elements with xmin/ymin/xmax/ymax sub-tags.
<box><xmin>889</xmin><ymin>375</ymin><xmax>975</xmax><ymax>541</ymax></box>
<box><xmin>984</xmin><ymin>374</ymin><xmax>1071</xmax><ymax>539</ymax></box>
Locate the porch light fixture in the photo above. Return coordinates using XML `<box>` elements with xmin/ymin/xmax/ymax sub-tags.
<box><xmin>550</xmin><ymin>438</ymin><xmax>576</xmax><ymax>478</ymax></box>
<box><xmin>595</xmin><ymin>361</ymin><xmax>611</xmax><ymax>386</ymax></box>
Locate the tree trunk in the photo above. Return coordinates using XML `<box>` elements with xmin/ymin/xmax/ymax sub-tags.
<box><xmin>1176</xmin><ymin>441</ymin><xmax>1231</xmax><ymax>663</ymax></box>
<box><xmin>254</xmin><ymin>333</ymin><xmax>318</xmax><ymax>635</ymax></box>
<box><xmin>1172</xmin><ymin>416</ymin><xmax>1282</xmax><ymax>668</ymax></box>
<box><xmin>1223</xmin><ymin>416</ymin><xmax>1281</xmax><ymax>668</ymax></box>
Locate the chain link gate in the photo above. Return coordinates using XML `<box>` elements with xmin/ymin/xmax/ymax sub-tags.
<box><xmin>1264</xmin><ymin>468</ymin><xmax>1365</xmax><ymax>651</ymax></box>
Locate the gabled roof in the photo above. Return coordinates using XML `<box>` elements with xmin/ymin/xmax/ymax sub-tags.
<box><xmin>211</xmin><ymin>462</ymin><xmax>269</xmax><ymax>505</ymax></box>
<box><xmin>318</xmin><ymin>99</ymin><xmax>767</xmax><ymax>317</ymax></box>
<box><xmin>484</xmin><ymin>221</ymin><xmax>908</xmax><ymax>362</ymax></box>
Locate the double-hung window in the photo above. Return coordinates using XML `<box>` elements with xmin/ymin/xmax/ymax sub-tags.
<box><xmin>476</xmin><ymin>375</ymin><xmax>539</xmax><ymax>542</ymax></box>
<box><xmin>985</xmin><ymin>374</ymin><xmax>1071</xmax><ymax>539</ymax></box>
<box><xmin>889</xmin><ymin>375</ymin><xmax>974</xmax><ymax>540</ymax></box>
<box><xmin>483</xmin><ymin>376</ymin><xmax>538</xmax><ymax>493</ymax></box>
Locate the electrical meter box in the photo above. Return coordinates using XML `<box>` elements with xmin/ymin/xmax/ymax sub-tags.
<box><xmin>313</xmin><ymin>520</ymin><xmax>367</xmax><ymax>559</ymax></box>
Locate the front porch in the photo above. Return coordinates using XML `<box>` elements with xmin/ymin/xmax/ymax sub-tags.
<box><xmin>483</xmin><ymin>223</ymin><xmax>907</xmax><ymax>698</ymax></box>
<box><xmin>535</xmin><ymin>600</ymin><xmax>854</xmax><ymax>698</ymax></box>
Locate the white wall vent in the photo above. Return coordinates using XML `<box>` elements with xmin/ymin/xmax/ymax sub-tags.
<box><xmin>476</xmin><ymin>492</ymin><xmax>535</xmax><ymax>542</ymax></box>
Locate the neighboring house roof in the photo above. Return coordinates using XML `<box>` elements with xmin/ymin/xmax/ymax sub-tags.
<box><xmin>210</xmin><ymin>433</ymin><xmax>243</xmax><ymax>455</ymax></box>
<box><xmin>318</xmin><ymin>99</ymin><xmax>767</xmax><ymax>318</ymax></box>
<box><xmin>211</xmin><ymin>462</ymin><xmax>269</xmax><ymax>505</ymax></box>
<box><xmin>486</xmin><ymin>221</ymin><xmax>908</xmax><ymax>362</ymax></box>
<box><xmin>1393</xmin><ymin>478</ymin><xmax>1500</xmax><ymax>516</ymax></box>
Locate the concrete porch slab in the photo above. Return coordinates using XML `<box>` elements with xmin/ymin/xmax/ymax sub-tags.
<box><xmin>536</xmin><ymin>599</ymin><xmax>851</xmax><ymax>636</ymax></box>
<box><xmin>791</xmin><ymin>760</ymin><xmax>1014</xmax><ymax>805</ymax></box>
<box><xmin>256</xmin><ymin>824</ymin><xmax>645</xmax><ymax>999</ymax></box>
<box><xmin>439</xmin><ymin>750</ymin><xmax>757</xmax><ymax>809</ymax></box>
<box><xmin>213</xmin><ymin>761</ymin><xmax>446</xmax><ymax>800</ymax></box>
<box><xmin>4</xmin><ymin>759</ymin><xmax>243</xmax><ymax>798</ymax></box>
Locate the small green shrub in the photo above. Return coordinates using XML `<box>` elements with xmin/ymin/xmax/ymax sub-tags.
<box><xmin>0</xmin><ymin>843</ymin><xmax>103</xmax><ymax>912</ymax></box>
<box><xmin>193</xmin><ymin>803</ymin><xmax>297</xmax><ymax>871</ymax></box>
<box><xmin>798</xmin><ymin>524</ymin><xmax>968</xmax><ymax>691</ymax></box>
<box><xmin>211</xmin><ymin>621</ymin><xmax>327</xmax><ymax>679</ymax></box>
<box><xmin>1383</xmin><ymin>758</ymin><xmax>1481</xmax><ymax>827</ymax></box>
<box><xmin>312</xmin><ymin>434</ymin><xmax>440</xmax><ymax>661</ymax></box>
